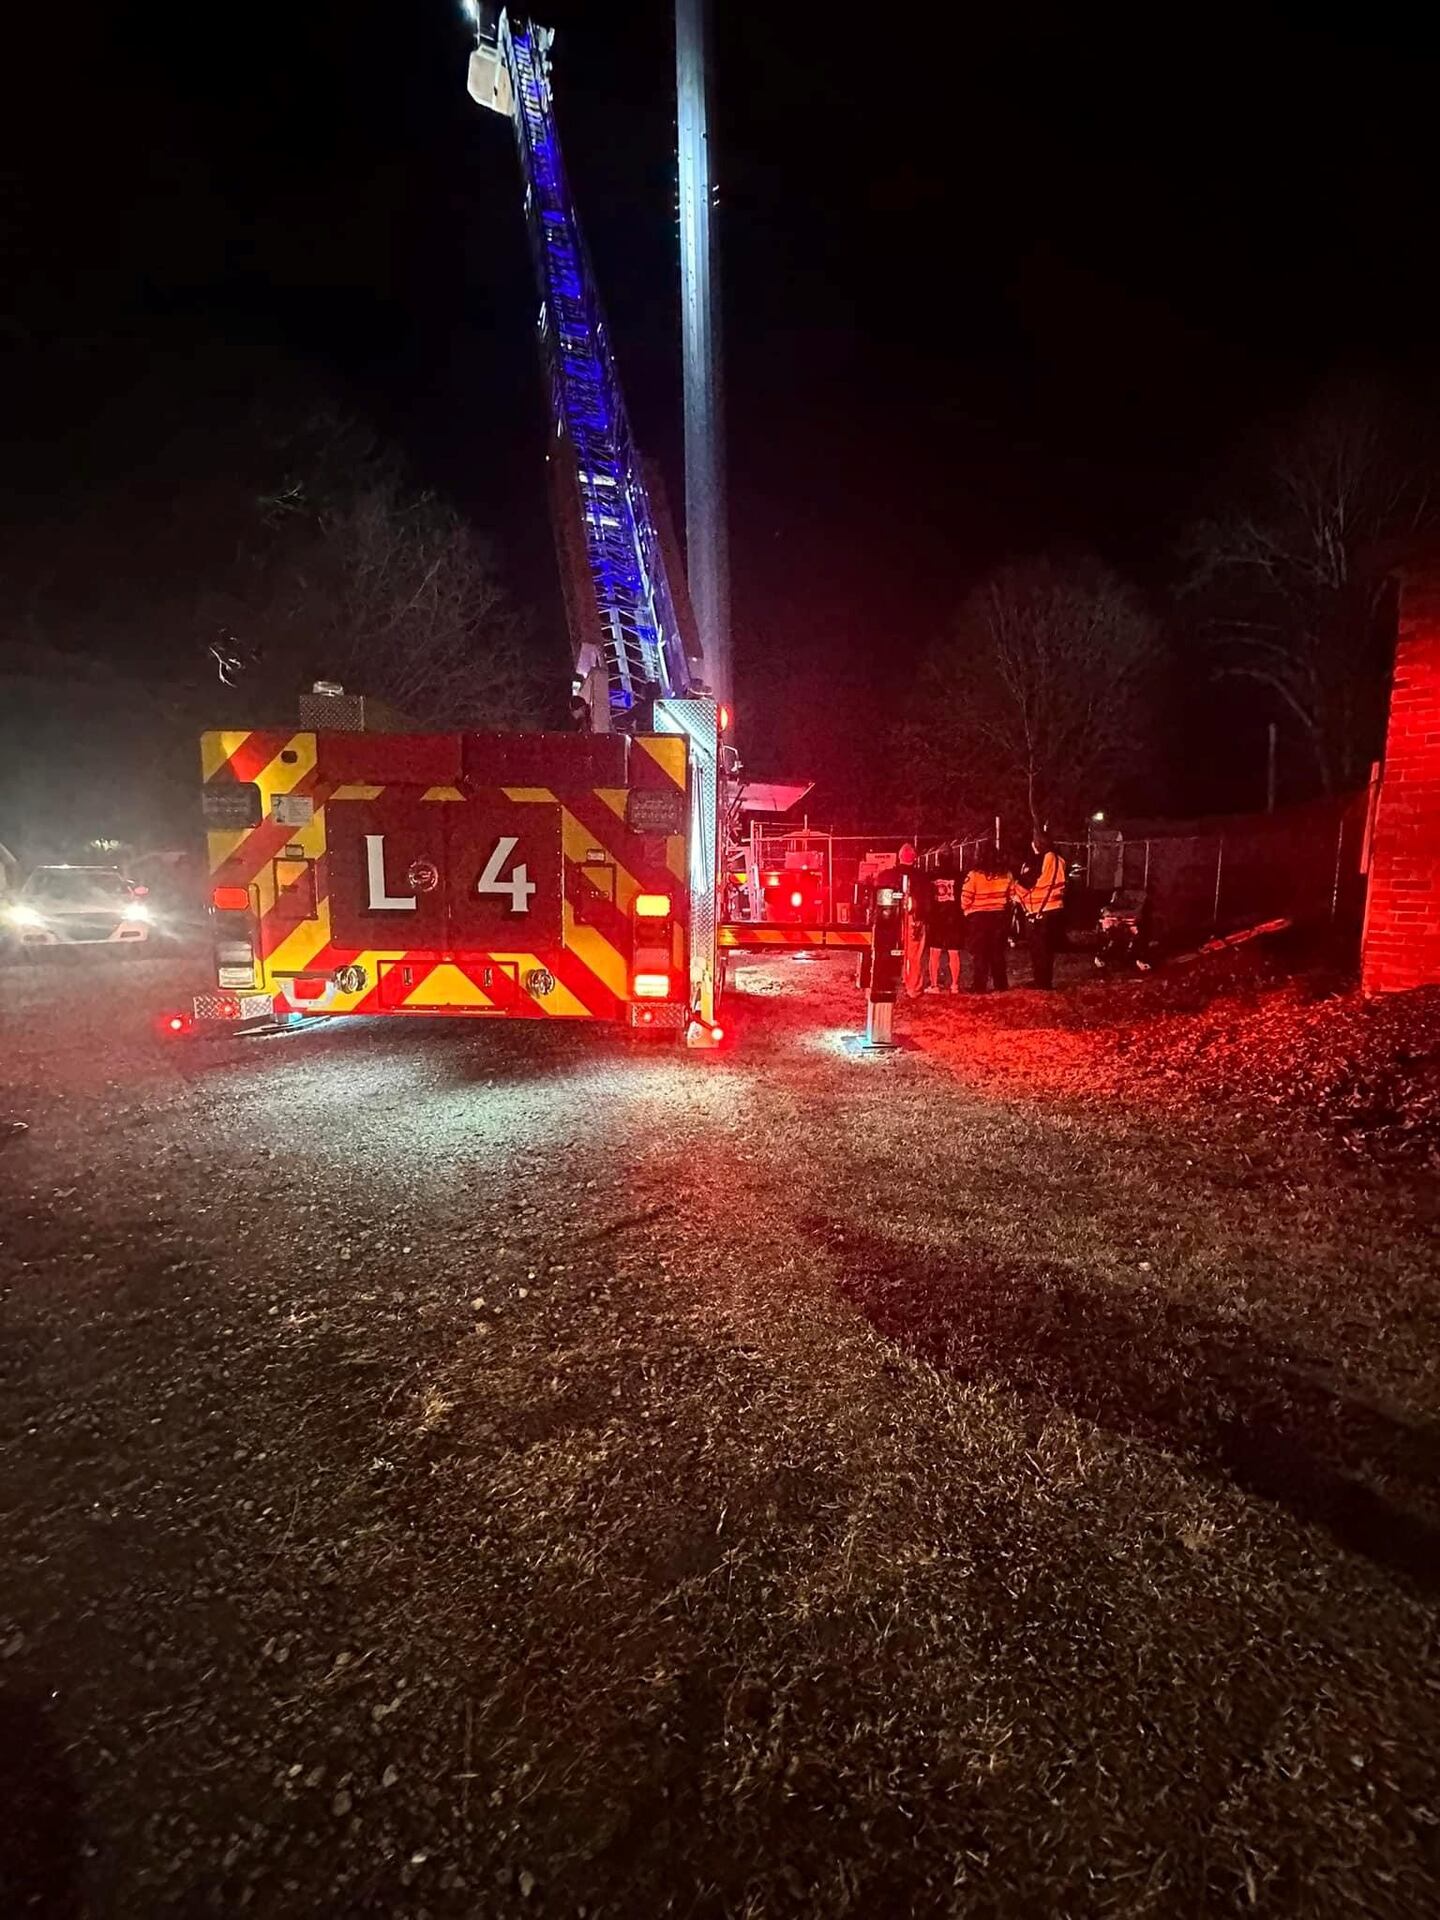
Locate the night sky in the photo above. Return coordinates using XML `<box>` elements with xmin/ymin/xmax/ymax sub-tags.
<box><xmin>9</xmin><ymin>1</ymin><xmax>1440</xmax><ymax>814</ymax></box>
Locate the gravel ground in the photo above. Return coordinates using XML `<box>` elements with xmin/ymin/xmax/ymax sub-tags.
<box><xmin>0</xmin><ymin>944</ymin><xmax>1436</xmax><ymax>1918</ymax></box>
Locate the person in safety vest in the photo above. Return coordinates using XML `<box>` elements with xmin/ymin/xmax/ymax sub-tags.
<box><xmin>1017</xmin><ymin>831</ymin><xmax>1067</xmax><ymax>989</ymax></box>
<box><xmin>960</xmin><ymin>843</ymin><xmax>1013</xmax><ymax>992</ymax></box>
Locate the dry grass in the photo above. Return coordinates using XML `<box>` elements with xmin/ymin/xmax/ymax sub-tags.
<box><xmin>364</xmin><ymin>950</ymin><xmax>1440</xmax><ymax>1917</ymax></box>
<box><xmin>1</xmin><ymin>945</ymin><xmax>1436</xmax><ymax>1916</ymax></box>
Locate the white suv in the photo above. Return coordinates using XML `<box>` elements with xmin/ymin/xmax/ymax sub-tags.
<box><xmin>5</xmin><ymin>866</ymin><xmax>152</xmax><ymax>945</ymax></box>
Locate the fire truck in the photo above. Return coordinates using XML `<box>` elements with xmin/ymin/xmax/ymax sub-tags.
<box><xmin>184</xmin><ymin>13</ymin><xmax>724</xmax><ymax>1043</ymax></box>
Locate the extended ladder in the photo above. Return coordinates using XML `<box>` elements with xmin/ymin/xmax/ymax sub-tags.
<box><xmin>468</xmin><ymin>15</ymin><xmax>702</xmax><ymax>721</ymax></box>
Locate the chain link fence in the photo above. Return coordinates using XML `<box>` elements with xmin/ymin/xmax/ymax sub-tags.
<box><xmin>740</xmin><ymin>794</ymin><xmax>1368</xmax><ymax>943</ymax></box>
<box><xmin>1083</xmin><ymin>792</ymin><xmax>1368</xmax><ymax>941</ymax></box>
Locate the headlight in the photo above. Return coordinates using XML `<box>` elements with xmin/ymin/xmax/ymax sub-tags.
<box><xmin>7</xmin><ymin>903</ymin><xmax>44</xmax><ymax>928</ymax></box>
<box><xmin>122</xmin><ymin>900</ymin><xmax>150</xmax><ymax>923</ymax></box>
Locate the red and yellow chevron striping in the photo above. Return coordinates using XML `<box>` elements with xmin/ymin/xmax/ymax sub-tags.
<box><xmin>200</xmin><ymin>728</ymin><xmax>694</xmax><ymax>1023</ymax></box>
<box><xmin>718</xmin><ymin>925</ymin><xmax>870</xmax><ymax>950</ymax></box>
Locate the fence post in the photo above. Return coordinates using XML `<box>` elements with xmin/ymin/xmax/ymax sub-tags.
<box><xmin>1212</xmin><ymin>835</ymin><xmax>1225</xmax><ymax>933</ymax></box>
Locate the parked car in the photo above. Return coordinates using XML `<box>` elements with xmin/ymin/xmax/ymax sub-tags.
<box><xmin>3</xmin><ymin>866</ymin><xmax>153</xmax><ymax>946</ymax></box>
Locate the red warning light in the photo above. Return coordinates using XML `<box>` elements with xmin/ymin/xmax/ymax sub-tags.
<box><xmin>789</xmin><ymin>890</ymin><xmax>804</xmax><ymax>909</ymax></box>
<box><xmin>718</xmin><ymin>703</ymin><xmax>732</xmax><ymax>734</ymax></box>
<box><xmin>158</xmin><ymin>1011</ymin><xmax>195</xmax><ymax>1038</ymax></box>
<box><xmin>211</xmin><ymin>886</ymin><xmax>250</xmax><ymax>912</ymax></box>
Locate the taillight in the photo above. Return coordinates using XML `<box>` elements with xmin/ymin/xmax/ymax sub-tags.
<box><xmin>789</xmin><ymin>890</ymin><xmax>804</xmax><ymax>909</ymax></box>
<box><xmin>632</xmin><ymin>890</ymin><xmax>674</xmax><ymax>1001</ymax></box>
<box><xmin>158</xmin><ymin>1011</ymin><xmax>195</xmax><ymax>1038</ymax></box>
<box><xmin>289</xmin><ymin>977</ymin><xmax>328</xmax><ymax>1002</ymax></box>
<box><xmin>211</xmin><ymin>885</ymin><xmax>250</xmax><ymax>912</ymax></box>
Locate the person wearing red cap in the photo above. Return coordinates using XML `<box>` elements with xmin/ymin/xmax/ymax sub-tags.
<box><xmin>896</xmin><ymin>844</ymin><xmax>932</xmax><ymax>996</ymax></box>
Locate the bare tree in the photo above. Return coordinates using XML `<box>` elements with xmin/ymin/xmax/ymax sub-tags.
<box><xmin>900</xmin><ymin>555</ymin><xmax>1158</xmax><ymax>832</ymax></box>
<box><xmin>229</xmin><ymin>413</ymin><xmax>545</xmax><ymax>729</ymax></box>
<box><xmin>0</xmin><ymin>390</ymin><xmax>549</xmax><ymax>861</ymax></box>
<box><xmin>1183</xmin><ymin>382</ymin><xmax>1435</xmax><ymax>793</ymax></box>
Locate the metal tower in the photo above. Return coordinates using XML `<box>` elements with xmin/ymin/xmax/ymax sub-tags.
<box><xmin>676</xmin><ymin>0</ymin><xmax>731</xmax><ymax>715</ymax></box>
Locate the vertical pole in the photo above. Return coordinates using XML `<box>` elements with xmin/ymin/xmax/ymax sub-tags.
<box><xmin>1330</xmin><ymin>814</ymin><xmax>1346</xmax><ymax>922</ymax></box>
<box><xmin>865</xmin><ymin>997</ymin><xmax>895</xmax><ymax>1048</ymax></box>
<box><xmin>1266</xmin><ymin>720</ymin><xmax>1278</xmax><ymax>813</ymax></box>
<box><xmin>676</xmin><ymin>0</ymin><xmax>731</xmax><ymax>714</ymax></box>
<box><xmin>1213</xmin><ymin>836</ymin><xmax>1225</xmax><ymax>932</ymax></box>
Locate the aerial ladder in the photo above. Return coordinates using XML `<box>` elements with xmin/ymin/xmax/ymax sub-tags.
<box><xmin>466</xmin><ymin>11</ymin><xmax>704</xmax><ymax>728</ymax></box>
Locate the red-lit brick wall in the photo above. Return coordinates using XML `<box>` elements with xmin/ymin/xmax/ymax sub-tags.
<box><xmin>1361</xmin><ymin>571</ymin><xmax>1440</xmax><ymax>994</ymax></box>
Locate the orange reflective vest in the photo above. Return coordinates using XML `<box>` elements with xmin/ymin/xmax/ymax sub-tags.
<box><xmin>1019</xmin><ymin>851</ymin><xmax>1066</xmax><ymax>916</ymax></box>
<box><xmin>961</xmin><ymin>870</ymin><xmax>1012</xmax><ymax>916</ymax></box>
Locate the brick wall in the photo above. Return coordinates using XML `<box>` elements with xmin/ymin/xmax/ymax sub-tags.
<box><xmin>1361</xmin><ymin>570</ymin><xmax>1440</xmax><ymax>994</ymax></box>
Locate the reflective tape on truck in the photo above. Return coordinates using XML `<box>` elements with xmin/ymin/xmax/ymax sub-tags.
<box><xmin>200</xmin><ymin>728</ymin><xmax>691</xmax><ymax>1020</ymax></box>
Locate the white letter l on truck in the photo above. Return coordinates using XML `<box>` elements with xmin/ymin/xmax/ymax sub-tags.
<box><xmin>365</xmin><ymin>835</ymin><xmax>417</xmax><ymax>911</ymax></box>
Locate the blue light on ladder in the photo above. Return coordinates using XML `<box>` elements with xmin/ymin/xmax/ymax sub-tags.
<box><xmin>499</xmin><ymin>19</ymin><xmax>693</xmax><ymax>717</ymax></box>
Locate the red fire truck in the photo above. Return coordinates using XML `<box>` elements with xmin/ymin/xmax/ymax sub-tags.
<box><xmin>191</xmin><ymin>693</ymin><xmax>717</xmax><ymax>1037</ymax></box>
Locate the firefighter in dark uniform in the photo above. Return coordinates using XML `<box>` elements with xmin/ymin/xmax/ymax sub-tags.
<box><xmin>925</xmin><ymin>849</ymin><xmax>963</xmax><ymax>992</ymax></box>
<box><xmin>858</xmin><ymin>843</ymin><xmax>915</xmax><ymax>993</ymax></box>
